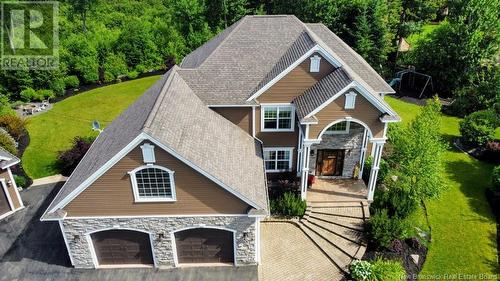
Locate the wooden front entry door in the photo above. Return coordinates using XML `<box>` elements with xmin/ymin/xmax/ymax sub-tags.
<box><xmin>316</xmin><ymin>149</ymin><xmax>345</xmax><ymax>176</ymax></box>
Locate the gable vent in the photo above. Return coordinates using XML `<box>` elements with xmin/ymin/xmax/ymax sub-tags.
<box><xmin>140</xmin><ymin>143</ymin><xmax>156</xmax><ymax>163</ymax></box>
<box><xmin>345</xmin><ymin>92</ymin><xmax>357</xmax><ymax>109</ymax></box>
<box><xmin>310</xmin><ymin>55</ymin><xmax>321</xmax><ymax>73</ymax></box>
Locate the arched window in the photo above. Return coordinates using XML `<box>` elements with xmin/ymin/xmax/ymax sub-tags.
<box><xmin>129</xmin><ymin>165</ymin><xmax>176</xmax><ymax>202</ymax></box>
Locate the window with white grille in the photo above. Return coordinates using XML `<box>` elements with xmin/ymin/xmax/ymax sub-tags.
<box><xmin>129</xmin><ymin>165</ymin><xmax>176</xmax><ymax>202</ymax></box>
<box><xmin>263</xmin><ymin>148</ymin><xmax>293</xmax><ymax>172</ymax></box>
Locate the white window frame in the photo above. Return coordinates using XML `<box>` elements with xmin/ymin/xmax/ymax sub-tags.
<box><xmin>140</xmin><ymin>143</ymin><xmax>156</xmax><ymax>163</ymax></box>
<box><xmin>345</xmin><ymin>91</ymin><xmax>357</xmax><ymax>109</ymax></box>
<box><xmin>310</xmin><ymin>55</ymin><xmax>321</xmax><ymax>72</ymax></box>
<box><xmin>263</xmin><ymin>147</ymin><xmax>294</xmax><ymax>173</ymax></box>
<box><xmin>261</xmin><ymin>104</ymin><xmax>295</xmax><ymax>132</ymax></box>
<box><xmin>128</xmin><ymin>165</ymin><xmax>177</xmax><ymax>202</ymax></box>
<box><xmin>324</xmin><ymin>121</ymin><xmax>350</xmax><ymax>135</ymax></box>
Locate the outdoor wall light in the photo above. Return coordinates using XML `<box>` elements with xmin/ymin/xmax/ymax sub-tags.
<box><xmin>73</xmin><ymin>235</ymin><xmax>80</xmax><ymax>241</ymax></box>
<box><xmin>157</xmin><ymin>233</ymin><xmax>165</xmax><ymax>241</ymax></box>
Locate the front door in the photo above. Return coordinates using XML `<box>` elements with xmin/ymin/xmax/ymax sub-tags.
<box><xmin>316</xmin><ymin>149</ymin><xmax>344</xmax><ymax>176</ymax></box>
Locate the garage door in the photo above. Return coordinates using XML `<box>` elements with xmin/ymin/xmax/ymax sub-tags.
<box><xmin>0</xmin><ymin>186</ymin><xmax>11</xmax><ymax>217</ymax></box>
<box><xmin>175</xmin><ymin>228</ymin><xmax>234</xmax><ymax>264</ymax></box>
<box><xmin>91</xmin><ymin>229</ymin><xmax>154</xmax><ymax>266</ymax></box>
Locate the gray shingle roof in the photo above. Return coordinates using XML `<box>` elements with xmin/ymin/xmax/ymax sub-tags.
<box><xmin>178</xmin><ymin>15</ymin><xmax>394</xmax><ymax>106</ymax></box>
<box><xmin>45</xmin><ymin>67</ymin><xmax>268</xmax><ymax>217</ymax></box>
<box><xmin>0</xmin><ymin>147</ymin><xmax>20</xmax><ymax>169</ymax></box>
<box><xmin>293</xmin><ymin>67</ymin><xmax>353</xmax><ymax>120</ymax></box>
<box><xmin>178</xmin><ymin>15</ymin><xmax>309</xmax><ymax>105</ymax></box>
<box><xmin>305</xmin><ymin>23</ymin><xmax>395</xmax><ymax>94</ymax></box>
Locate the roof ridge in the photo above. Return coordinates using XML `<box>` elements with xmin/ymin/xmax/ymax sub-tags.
<box><xmin>143</xmin><ymin>66</ymin><xmax>178</xmax><ymax>130</ymax></box>
<box><xmin>194</xmin><ymin>16</ymin><xmax>248</xmax><ymax>69</ymax></box>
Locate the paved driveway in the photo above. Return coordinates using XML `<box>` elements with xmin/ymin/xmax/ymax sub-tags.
<box><xmin>0</xmin><ymin>183</ymin><xmax>257</xmax><ymax>281</ymax></box>
<box><xmin>258</xmin><ymin>222</ymin><xmax>343</xmax><ymax>281</ymax></box>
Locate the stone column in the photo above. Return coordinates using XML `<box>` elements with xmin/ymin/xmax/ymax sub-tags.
<box><xmin>367</xmin><ymin>141</ymin><xmax>385</xmax><ymax>201</ymax></box>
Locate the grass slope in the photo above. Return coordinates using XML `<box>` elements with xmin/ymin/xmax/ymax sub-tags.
<box><xmin>22</xmin><ymin>76</ymin><xmax>161</xmax><ymax>179</ymax></box>
<box><xmin>386</xmin><ymin>97</ymin><xmax>498</xmax><ymax>276</ymax></box>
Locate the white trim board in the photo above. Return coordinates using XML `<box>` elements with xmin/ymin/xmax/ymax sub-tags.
<box><xmin>247</xmin><ymin>44</ymin><xmax>342</xmax><ymax>101</ymax></box>
<box><xmin>48</xmin><ymin>132</ymin><xmax>262</xmax><ymax>214</ymax></box>
<box><xmin>64</xmin><ymin>214</ymin><xmax>249</xmax><ymax>220</ymax></box>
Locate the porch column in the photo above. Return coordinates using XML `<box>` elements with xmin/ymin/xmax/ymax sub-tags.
<box><xmin>358</xmin><ymin>128</ymin><xmax>369</xmax><ymax>179</ymax></box>
<box><xmin>299</xmin><ymin>144</ymin><xmax>311</xmax><ymax>200</ymax></box>
<box><xmin>367</xmin><ymin>141</ymin><xmax>385</xmax><ymax>201</ymax></box>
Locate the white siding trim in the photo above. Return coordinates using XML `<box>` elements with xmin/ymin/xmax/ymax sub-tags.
<box><xmin>64</xmin><ymin>214</ymin><xmax>249</xmax><ymax>219</ymax></box>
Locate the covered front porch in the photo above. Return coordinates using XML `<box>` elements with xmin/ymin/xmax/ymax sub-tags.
<box><xmin>306</xmin><ymin>178</ymin><xmax>368</xmax><ymax>203</ymax></box>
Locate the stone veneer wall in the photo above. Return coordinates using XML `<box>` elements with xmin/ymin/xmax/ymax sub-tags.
<box><xmin>309</xmin><ymin>123</ymin><xmax>364</xmax><ymax>178</ymax></box>
<box><xmin>62</xmin><ymin>216</ymin><xmax>256</xmax><ymax>268</ymax></box>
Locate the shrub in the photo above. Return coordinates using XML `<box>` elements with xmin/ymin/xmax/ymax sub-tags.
<box><xmin>50</xmin><ymin>78</ymin><xmax>66</xmax><ymax>96</ymax></box>
<box><xmin>19</xmin><ymin>88</ymin><xmax>37</xmax><ymax>102</ymax></box>
<box><xmin>459</xmin><ymin>109</ymin><xmax>498</xmax><ymax>147</ymax></box>
<box><xmin>57</xmin><ymin>136</ymin><xmax>95</xmax><ymax>176</ymax></box>
<box><xmin>362</xmin><ymin>156</ymin><xmax>389</xmax><ymax>184</ymax></box>
<box><xmin>0</xmin><ymin>114</ymin><xmax>29</xmax><ymax>140</ymax></box>
<box><xmin>270</xmin><ymin>191</ymin><xmax>306</xmax><ymax>217</ymax></box>
<box><xmin>371</xmin><ymin>258</ymin><xmax>406</xmax><ymax>281</ymax></box>
<box><xmin>36</xmin><ymin>89</ymin><xmax>55</xmax><ymax>100</ymax></box>
<box><xmin>350</xmin><ymin>260</ymin><xmax>373</xmax><ymax>281</ymax></box>
<box><xmin>127</xmin><ymin>70</ymin><xmax>139</xmax><ymax>79</ymax></box>
<box><xmin>103</xmin><ymin>53</ymin><xmax>128</xmax><ymax>82</ymax></box>
<box><xmin>481</xmin><ymin>141</ymin><xmax>500</xmax><ymax>164</ymax></box>
<box><xmin>64</xmin><ymin>75</ymin><xmax>80</xmax><ymax>89</ymax></box>
<box><xmin>367</xmin><ymin>209</ymin><xmax>408</xmax><ymax>248</ymax></box>
<box><xmin>14</xmin><ymin>174</ymin><xmax>27</xmax><ymax>188</ymax></box>
<box><xmin>0</xmin><ymin>130</ymin><xmax>17</xmax><ymax>155</ymax></box>
<box><xmin>492</xmin><ymin>166</ymin><xmax>500</xmax><ymax>190</ymax></box>
<box><xmin>372</xmin><ymin>173</ymin><xmax>419</xmax><ymax>218</ymax></box>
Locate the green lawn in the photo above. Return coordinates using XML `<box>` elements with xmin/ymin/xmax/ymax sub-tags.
<box><xmin>386</xmin><ymin>97</ymin><xmax>498</xmax><ymax>276</ymax></box>
<box><xmin>406</xmin><ymin>23</ymin><xmax>441</xmax><ymax>48</ymax></box>
<box><xmin>22</xmin><ymin>75</ymin><xmax>161</xmax><ymax>179</ymax></box>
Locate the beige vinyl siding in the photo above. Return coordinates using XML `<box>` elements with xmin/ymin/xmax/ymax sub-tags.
<box><xmin>257</xmin><ymin>53</ymin><xmax>335</xmax><ymax>103</ymax></box>
<box><xmin>309</xmin><ymin>91</ymin><xmax>385</xmax><ymax>139</ymax></box>
<box><xmin>211</xmin><ymin>107</ymin><xmax>252</xmax><ymax>135</ymax></box>
<box><xmin>0</xmin><ymin>169</ymin><xmax>21</xmax><ymax>209</ymax></box>
<box><xmin>65</xmin><ymin>142</ymin><xmax>251</xmax><ymax>216</ymax></box>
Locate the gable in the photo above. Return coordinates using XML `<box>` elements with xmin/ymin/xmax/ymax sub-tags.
<box><xmin>64</xmin><ymin>142</ymin><xmax>251</xmax><ymax>216</ymax></box>
<box><xmin>257</xmin><ymin>53</ymin><xmax>335</xmax><ymax>103</ymax></box>
<box><xmin>309</xmin><ymin>90</ymin><xmax>385</xmax><ymax>139</ymax></box>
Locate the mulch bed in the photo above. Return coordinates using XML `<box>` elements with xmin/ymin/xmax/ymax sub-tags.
<box><xmin>363</xmin><ymin>238</ymin><xmax>428</xmax><ymax>278</ymax></box>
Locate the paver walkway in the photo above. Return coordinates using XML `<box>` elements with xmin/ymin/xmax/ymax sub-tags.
<box><xmin>259</xmin><ymin>222</ymin><xmax>343</xmax><ymax>281</ymax></box>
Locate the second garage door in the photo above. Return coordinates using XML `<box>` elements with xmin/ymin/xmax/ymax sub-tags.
<box><xmin>91</xmin><ymin>229</ymin><xmax>154</xmax><ymax>266</ymax></box>
<box><xmin>175</xmin><ymin>228</ymin><xmax>234</xmax><ymax>264</ymax></box>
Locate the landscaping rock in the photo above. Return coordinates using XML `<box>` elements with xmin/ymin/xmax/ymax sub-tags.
<box><xmin>411</xmin><ymin>254</ymin><xmax>419</xmax><ymax>265</ymax></box>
